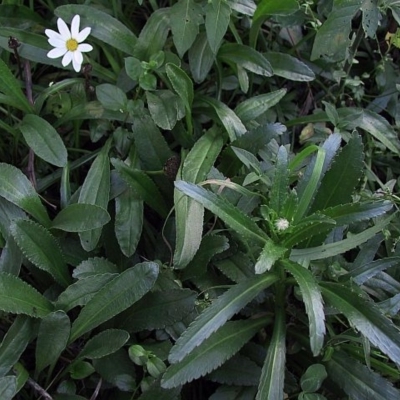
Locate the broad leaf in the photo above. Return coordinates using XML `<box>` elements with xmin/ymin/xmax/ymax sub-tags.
<box><xmin>51</xmin><ymin>203</ymin><xmax>110</xmax><ymax>232</ymax></box>
<box><xmin>96</xmin><ymin>84</ymin><xmax>128</xmax><ymax>112</ymax></box>
<box><xmin>283</xmin><ymin>260</ymin><xmax>325</xmax><ymax>356</ymax></box>
<box><xmin>168</xmin><ymin>273</ymin><xmax>279</xmax><ymax>363</ymax></box>
<box><xmin>0</xmin><ymin>273</ymin><xmax>53</xmax><ymax>318</ymax></box>
<box><xmin>19</xmin><ymin>114</ymin><xmax>67</xmax><ymax>168</ymax></box>
<box><xmin>325</xmin><ymin>350</ymin><xmax>400</xmax><ymax>400</ymax></box>
<box><xmin>0</xmin><ymin>376</ymin><xmax>16</xmax><ymax>400</ymax></box>
<box><xmin>35</xmin><ymin>311</ymin><xmax>70</xmax><ymax>374</ymax></box>
<box><xmin>170</xmin><ymin>0</ymin><xmax>203</xmax><ymax>57</ymax></box>
<box><xmin>205</xmin><ymin>0</ymin><xmax>231</xmax><ymax>54</ymax></box>
<box><xmin>78</xmin><ymin>329</ymin><xmax>130</xmax><ymax>360</ymax></box>
<box><xmin>320</xmin><ymin>282</ymin><xmax>400</xmax><ymax>365</ymax></box>
<box><xmin>72</xmin><ymin>257</ymin><xmax>119</xmax><ymax>279</ymax></box>
<box><xmin>11</xmin><ymin>219</ymin><xmax>71</xmax><ymax>287</ymax></box>
<box><xmin>175</xmin><ymin>181</ymin><xmax>268</xmax><ymax>245</ymax></box>
<box><xmin>69</xmin><ymin>262</ymin><xmax>159</xmax><ymax>342</ymax></box>
<box><xmin>120</xmin><ymin>289</ymin><xmax>197</xmax><ymax>332</ymax></box>
<box><xmin>162</xmin><ymin>317</ymin><xmax>270</xmax><ymax>388</ymax></box>
<box><xmin>189</xmin><ymin>32</ymin><xmax>215</xmax><ymax>83</ymax></box>
<box><xmin>0</xmin><ymin>316</ymin><xmax>34</xmax><ymax>377</ymax></box>
<box><xmin>0</xmin><ymin>163</ymin><xmax>50</xmax><ymax>227</ymax></box>
<box><xmin>254</xmin><ymin>0</ymin><xmax>299</xmax><ymax>20</ymax></box>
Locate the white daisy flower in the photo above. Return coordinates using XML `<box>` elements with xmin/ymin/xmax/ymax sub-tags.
<box><xmin>275</xmin><ymin>218</ymin><xmax>290</xmax><ymax>231</ymax></box>
<box><xmin>45</xmin><ymin>15</ymin><xmax>93</xmax><ymax>73</ymax></box>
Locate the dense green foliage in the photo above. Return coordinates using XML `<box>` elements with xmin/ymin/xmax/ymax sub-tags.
<box><xmin>1</xmin><ymin>0</ymin><xmax>400</xmax><ymax>399</ymax></box>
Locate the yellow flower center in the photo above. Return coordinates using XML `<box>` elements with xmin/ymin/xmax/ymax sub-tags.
<box><xmin>66</xmin><ymin>38</ymin><xmax>78</xmax><ymax>51</ymax></box>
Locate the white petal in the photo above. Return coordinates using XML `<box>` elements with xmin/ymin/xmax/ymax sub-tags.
<box><xmin>72</xmin><ymin>51</ymin><xmax>83</xmax><ymax>72</ymax></box>
<box><xmin>45</xmin><ymin>29</ymin><xmax>62</xmax><ymax>41</ymax></box>
<box><xmin>62</xmin><ymin>51</ymin><xmax>73</xmax><ymax>67</ymax></box>
<box><xmin>48</xmin><ymin>36</ymin><xmax>66</xmax><ymax>49</ymax></box>
<box><xmin>71</xmin><ymin>15</ymin><xmax>80</xmax><ymax>38</ymax></box>
<box><xmin>77</xmin><ymin>27</ymin><xmax>91</xmax><ymax>43</ymax></box>
<box><xmin>47</xmin><ymin>47</ymin><xmax>67</xmax><ymax>59</ymax></box>
<box><xmin>77</xmin><ymin>43</ymin><xmax>93</xmax><ymax>53</ymax></box>
<box><xmin>57</xmin><ymin>18</ymin><xmax>71</xmax><ymax>39</ymax></box>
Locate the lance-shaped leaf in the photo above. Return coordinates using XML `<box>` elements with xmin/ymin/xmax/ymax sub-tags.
<box><xmin>19</xmin><ymin>114</ymin><xmax>68</xmax><ymax>168</ymax></box>
<box><xmin>283</xmin><ymin>260</ymin><xmax>325</xmax><ymax>356</ymax></box>
<box><xmin>168</xmin><ymin>273</ymin><xmax>279</xmax><ymax>363</ymax></box>
<box><xmin>0</xmin><ymin>58</ymin><xmax>32</xmax><ymax>113</ymax></box>
<box><xmin>70</xmin><ymin>262</ymin><xmax>159</xmax><ymax>342</ymax></box>
<box><xmin>255</xmin><ymin>240</ymin><xmax>287</xmax><ymax>274</ymax></box>
<box><xmin>78</xmin><ymin>143</ymin><xmax>111</xmax><ymax>251</ymax></box>
<box><xmin>0</xmin><ymin>376</ymin><xmax>16</xmax><ymax>400</ymax></box>
<box><xmin>170</xmin><ymin>0</ymin><xmax>203</xmax><ymax>57</ymax></box>
<box><xmin>0</xmin><ymin>163</ymin><xmax>50</xmax><ymax>227</ymax></box>
<box><xmin>166</xmin><ymin>63</ymin><xmax>194</xmax><ymax>113</ymax></box>
<box><xmin>11</xmin><ymin>219</ymin><xmax>71</xmax><ymax>287</ymax></box>
<box><xmin>51</xmin><ymin>203</ymin><xmax>110</xmax><ymax>232</ymax></box>
<box><xmin>269</xmin><ymin>145</ymin><xmax>289</xmax><ymax>214</ymax></box>
<box><xmin>320</xmin><ymin>282</ymin><xmax>400</xmax><ymax>365</ymax></box>
<box><xmin>205</xmin><ymin>0</ymin><xmax>231</xmax><ymax>54</ymax></box>
<box><xmin>0</xmin><ymin>273</ymin><xmax>53</xmax><ymax>318</ymax></box>
<box><xmin>112</xmin><ymin>159</ymin><xmax>169</xmax><ymax>218</ymax></box>
<box><xmin>174</xmin><ymin>127</ymin><xmax>224</xmax><ymax>269</ymax></box>
<box><xmin>0</xmin><ymin>316</ymin><xmax>34</xmax><ymax>377</ymax></box>
<box><xmin>35</xmin><ymin>311</ymin><xmax>70</xmax><ymax>374</ymax></box>
<box><xmin>77</xmin><ymin>329</ymin><xmax>130</xmax><ymax>360</ymax></box>
<box><xmin>325</xmin><ymin>350</ymin><xmax>400</xmax><ymax>400</ymax></box>
<box><xmin>189</xmin><ymin>32</ymin><xmax>214</xmax><ymax>83</ymax></box>
<box><xmin>162</xmin><ymin>317</ymin><xmax>270</xmax><ymax>388</ymax></box>
<box><xmin>256</xmin><ymin>293</ymin><xmax>286</xmax><ymax>400</ymax></box>
<box><xmin>174</xmin><ymin>180</ymin><xmax>268</xmax><ymax>246</ymax></box>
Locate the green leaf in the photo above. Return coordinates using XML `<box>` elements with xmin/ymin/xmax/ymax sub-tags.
<box><xmin>78</xmin><ymin>143</ymin><xmax>110</xmax><ymax>251</ymax></box>
<box><xmin>170</xmin><ymin>0</ymin><xmax>203</xmax><ymax>57</ymax></box>
<box><xmin>311</xmin><ymin>0</ymin><xmax>361</xmax><ymax>61</ymax></box>
<box><xmin>195</xmin><ymin>95</ymin><xmax>247</xmax><ymax>141</ymax></box>
<box><xmin>290</xmin><ymin>215</ymin><xmax>393</xmax><ymax>261</ymax></box>
<box><xmin>189</xmin><ymin>32</ymin><xmax>215</xmax><ymax>83</ymax></box>
<box><xmin>270</xmin><ymin>146</ymin><xmax>289</xmax><ymax>214</ymax></box>
<box><xmin>51</xmin><ymin>204</ymin><xmax>110</xmax><ymax>232</ymax></box>
<box><xmin>361</xmin><ymin>0</ymin><xmax>380</xmax><ymax>38</ymax></box>
<box><xmin>300</xmin><ymin>364</ymin><xmax>327</xmax><ymax>393</ymax></box>
<box><xmin>168</xmin><ymin>273</ymin><xmax>279</xmax><ymax>363</ymax></box>
<box><xmin>132</xmin><ymin>114</ymin><xmax>174</xmax><ymax>171</ymax></box>
<box><xmin>0</xmin><ymin>273</ymin><xmax>53</xmax><ymax>318</ymax></box>
<box><xmin>234</xmin><ymin>89</ymin><xmax>287</xmax><ymax>123</ymax></box>
<box><xmin>264</xmin><ymin>52</ymin><xmax>315</xmax><ymax>81</ymax></box>
<box><xmin>320</xmin><ymin>282</ymin><xmax>400</xmax><ymax>365</ymax></box>
<box><xmin>283</xmin><ymin>261</ymin><xmax>325</xmax><ymax>356</ymax></box>
<box><xmin>35</xmin><ymin>311</ymin><xmax>70</xmax><ymax>374</ymax></box>
<box><xmin>255</xmin><ymin>240</ymin><xmax>287</xmax><ymax>274</ymax></box>
<box><xmin>174</xmin><ymin>127</ymin><xmax>224</xmax><ymax>269</ymax></box>
<box><xmin>96</xmin><ymin>84</ymin><xmax>128</xmax><ymax>112</ymax></box>
<box><xmin>55</xmin><ymin>273</ymin><xmax>118</xmax><ymax>311</ymax></box>
<box><xmin>72</xmin><ymin>257</ymin><xmax>119</xmax><ymax>279</ymax></box>
<box><xmin>55</xmin><ymin>5</ymin><xmax>137</xmax><ymax>55</ymax></box>
<box><xmin>0</xmin><ymin>163</ymin><xmax>50</xmax><ymax>227</ymax></box>
<box><xmin>345</xmin><ymin>256</ymin><xmax>400</xmax><ymax>285</ymax></box>
<box><xmin>146</xmin><ymin>90</ymin><xmax>185</xmax><ymax>130</ymax></box>
<box><xmin>111</xmin><ymin>159</ymin><xmax>169</xmax><ymax>218</ymax></box>
<box><xmin>325</xmin><ymin>350</ymin><xmax>400</xmax><ymax>400</ymax></box>
<box><xmin>174</xmin><ymin>180</ymin><xmax>268</xmax><ymax>245</ymax></box>
<box><xmin>256</xmin><ymin>293</ymin><xmax>286</xmax><ymax>400</ymax></box>
<box><xmin>215</xmin><ymin>251</ymin><xmax>254</xmax><ymax>283</ymax></box>
<box><xmin>70</xmin><ymin>360</ymin><xmax>95</xmax><ymax>379</ymax></box>
<box><xmin>78</xmin><ymin>329</ymin><xmax>129</xmax><ymax>360</ymax></box>
<box><xmin>120</xmin><ymin>289</ymin><xmax>197</xmax><ymax>332</ymax></box>
<box><xmin>11</xmin><ymin>219</ymin><xmax>71</xmax><ymax>287</ymax></box>
<box><xmin>69</xmin><ymin>262</ymin><xmax>159</xmax><ymax>342</ymax></box>
<box><xmin>205</xmin><ymin>0</ymin><xmax>231</xmax><ymax>54</ymax></box>
<box><xmin>0</xmin><ymin>316</ymin><xmax>34</xmax><ymax>377</ymax></box>
<box><xmin>19</xmin><ymin>114</ymin><xmax>67</xmax><ymax>168</ymax></box>
<box><xmin>166</xmin><ymin>63</ymin><xmax>194</xmax><ymax>110</ymax></box>
<box><xmin>0</xmin><ymin>376</ymin><xmax>16</xmax><ymax>400</ymax></box>
<box><xmin>218</xmin><ymin>43</ymin><xmax>273</xmax><ymax>77</ymax></box>
<box><xmin>115</xmin><ymin>188</ymin><xmax>143</xmax><ymax>258</ymax></box>
<box><xmin>311</xmin><ymin>134</ymin><xmax>364</xmax><ymax>212</ymax></box>
<box><xmin>0</xmin><ymin>58</ymin><xmax>32</xmax><ymax>113</ymax></box>
<box><xmin>254</xmin><ymin>0</ymin><xmax>299</xmax><ymax>20</ymax></box>
<box><xmin>162</xmin><ymin>317</ymin><xmax>270</xmax><ymax>388</ymax></box>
